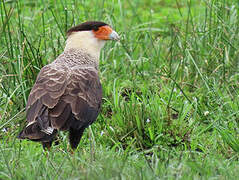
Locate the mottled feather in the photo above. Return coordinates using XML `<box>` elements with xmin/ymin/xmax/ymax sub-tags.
<box><xmin>18</xmin><ymin>48</ymin><xmax>102</xmax><ymax>148</ymax></box>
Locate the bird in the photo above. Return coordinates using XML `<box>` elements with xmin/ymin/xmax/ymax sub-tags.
<box><xmin>18</xmin><ymin>21</ymin><xmax>120</xmax><ymax>150</ymax></box>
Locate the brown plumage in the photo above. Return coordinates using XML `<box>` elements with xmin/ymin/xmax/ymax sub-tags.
<box><xmin>18</xmin><ymin>21</ymin><xmax>119</xmax><ymax>150</ymax></box>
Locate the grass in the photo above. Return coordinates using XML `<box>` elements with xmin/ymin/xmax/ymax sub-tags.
<box><xmin>0</xmin><ymin>0</ymin><xmax>239</xmax><ymax>179</ymax></box>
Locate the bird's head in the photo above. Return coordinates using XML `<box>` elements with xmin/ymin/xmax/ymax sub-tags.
<box><xmin>65</xmin><ymin>21</ymin><xmax>119</xmax><ymax>59</ymax></box>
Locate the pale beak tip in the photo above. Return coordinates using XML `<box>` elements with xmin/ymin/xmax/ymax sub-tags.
<box><xmin>109</xmin><ymin>31</ymin><xmax>120</xmax><ymax>41</ymax></box>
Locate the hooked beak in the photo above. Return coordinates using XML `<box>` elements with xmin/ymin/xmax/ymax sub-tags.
<box><xmin>109</xmin><ymin>31</ymin><xmax>120</xmax><ymax>41</ymax></box>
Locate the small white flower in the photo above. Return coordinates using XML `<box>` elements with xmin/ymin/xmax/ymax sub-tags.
<box><xmin>204</xmin><ymin>111</ymin><xmax>209</xmax><ymax>116</ymax></box>
<box><xmin>100</xmin><ymin>131</ymin><xmax>104</xmax><ymax>136</ymax></box>
<box><xmin>109</xmin><ymin>126</ymin><xmax>114</xmax><ymax>132</ymax></box>
<box><xmin>146</xmin><ymin>118</ymin><xmax>150</xmax><ymax>123</ymax></box>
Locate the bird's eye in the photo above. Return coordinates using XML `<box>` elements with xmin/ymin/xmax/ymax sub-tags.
<box><xmin>92</xmin><ymin>26</ymin><xmax>99</xmax><ymax>31</ymax></box>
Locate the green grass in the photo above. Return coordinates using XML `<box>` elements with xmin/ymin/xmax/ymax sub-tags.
<box><xmin>0</xmin><ymin>0</ymin><xmax>239</xmax><ymax>179</ymax></box>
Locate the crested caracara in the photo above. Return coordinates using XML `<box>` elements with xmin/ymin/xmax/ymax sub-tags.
<box><xmin>18</xmin><ymin>21</ymin><xmax>119</xmax><ymax>150</ymax></box>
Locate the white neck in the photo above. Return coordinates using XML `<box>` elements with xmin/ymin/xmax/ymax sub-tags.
<box><xmin>64</xmin><ymin>31</ymin><xmax>106</xmax><ymax>60</ymax></box>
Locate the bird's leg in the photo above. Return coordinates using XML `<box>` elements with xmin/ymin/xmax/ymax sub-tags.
<box><xmin>66</xmin><ymin>142</ymin><xmax>75</xmax><ymax>155</ymax></box>
<box><xmin>42</xmin><ymin>142</ymin><xmax>53</xmax><ymax>158</ymax></box>
<box><xmin>70</xmin><ymin>149</ymin><xmax>74</xmax><ymax>155</ymax></box>
<box><xmin>42</xmin><ymin>141</ymin><xmax>52</xmax><ymax>151</ymax></box>
<box><xmin>69</xmin><ymin>127</ymin><xmax>85</xmax><ymax>149</ymax></box>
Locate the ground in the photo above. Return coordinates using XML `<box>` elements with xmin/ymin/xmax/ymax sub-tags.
<box><xmin>0</xmin><ymin>0</ymin><xmax>239</xmax><ymax>179</ymax></box>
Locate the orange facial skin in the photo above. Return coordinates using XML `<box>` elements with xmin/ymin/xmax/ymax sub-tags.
<box><xmin>93</xmin><ymin>25</ymin><xmax>113</xmax><ymax>40</ymax></box>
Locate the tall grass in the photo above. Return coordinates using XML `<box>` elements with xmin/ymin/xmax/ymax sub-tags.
<box><xmin>0</xmin><ymin>0</ymin><xmax>239</xmax><ymax>179</ymax></box>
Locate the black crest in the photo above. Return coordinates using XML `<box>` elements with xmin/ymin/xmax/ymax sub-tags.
<box><xmin>67</xmin><ymin>21</ymin><xmax>108</xmax><ymax>36</ymax></box>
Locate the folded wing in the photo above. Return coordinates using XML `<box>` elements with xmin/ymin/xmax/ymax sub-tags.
<box><xmin>19</xmin><ymin>64</ymin><xmax>102</xmax><ymax>141</ymax></box>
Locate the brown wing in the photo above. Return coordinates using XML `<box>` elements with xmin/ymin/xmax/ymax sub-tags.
<box><xmin>26</xmin><ymin>64</ymin><xmax>102</xmax><ymax>132</ymax></box>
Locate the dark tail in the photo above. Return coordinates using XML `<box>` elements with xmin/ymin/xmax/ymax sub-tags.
<box><xmin>17</xmin><ymin>124</ymin><xmax>26</xmax><ymax>139</ymax></box>
<box><xmin>17</xmin><ymin>129</ymin><xmax>27</xmax><ymax>139</ymax></box>
<box><xmin>17</xmin><ymin>122</ymin><xmax>57</xmax><ymax>143</ymax></box>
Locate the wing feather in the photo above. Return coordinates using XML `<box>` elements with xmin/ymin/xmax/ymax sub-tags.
<box><xmin>49</xmin><ymin>100</ymin><xmax>67</xmax><ymax>117</ymax></box>
<box><xmin>26</xmin><ymin>65</ymin><xmax>68</xmax><ymax>123</ymax></box>
<box><xmin>50</xmin><ymin>104</ymin><xmax>72</xmax><ymax>129</ymax></box>
<box><xmin>26</xmin><ymin>65</ymin><xmax>102</xmax><ymax>131</ymax></box>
